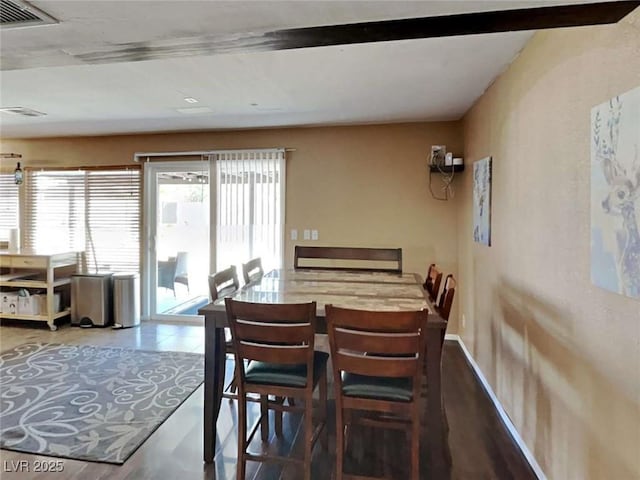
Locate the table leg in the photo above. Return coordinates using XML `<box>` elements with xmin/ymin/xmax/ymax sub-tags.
<box><xmin>204</xmin><ymin>324</ymin><xmax>226</xmax><ymax>463</ymax></box>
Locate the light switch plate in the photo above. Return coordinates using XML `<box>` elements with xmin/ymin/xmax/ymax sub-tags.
<box><xmin>291</xmin><ymin>229</ymin><xmax>298</xmax><ymax>240</ymax></box>
<box><xmin>303</xmin><ymin>229</ymin><xmax>310</xmax><ymax>240</ymax></box>
<box><xmin>311</xmin><ymin>230</ymin><xmax>318</xmax><ymax>240</ymax></box>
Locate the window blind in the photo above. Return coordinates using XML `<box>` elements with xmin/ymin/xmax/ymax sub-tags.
<box><xmin>0</xmin><ymin>173</ymin><xmax>19</xmax><ymax>241</ymax></box>
<box><xmin>24</xmin><ymin>167</ymin><xmax>141</xmax><ymax>273</ymax></box>
<box><xmin>213</xmin><ymin>150</ymin><xmax>285</xmax><ymax>274</ymax></box>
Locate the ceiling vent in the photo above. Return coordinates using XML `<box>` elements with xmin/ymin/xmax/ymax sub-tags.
<box><xmin>0</xmin><ymin>0</ymin><xmax>57</xmax><ymax>29</ymax></box>
<box><xmin>0</xmin><ymin>107</ymin><xmax>47</xmax><ymax>117</ymax></box>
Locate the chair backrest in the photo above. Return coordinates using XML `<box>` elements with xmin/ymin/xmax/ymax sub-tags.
<box><xmin>242</xmin><ymin>257</ymin><xmax>264</xmax><ymax>285</ymax></box>
<box><xmin>294</xmin><ymin>246</ymin><xmax>402</xmax><ymax>273</ymax></box>
<box><xmin>209</xmin><ymin>265</ymin><xmax>240</xmax><ymax>301</ymax></box>
<box><xmin>174</xmin><ymin>251</ymin><xmax>189</xmax><ymax>278</ymax></box>
<box><xmin>326</xmin><ymin>305</ymin><xmax>427</xmax><ymax>400</ymax></box>
<box><xmin>225</xmin><ymin>299</ymin><xmax>317</xmax><ymax>387</ymax></box>
<box><xmin>157</xmin><ymin>258</ymin><xmax>178</xmax><ymax>290</ymax></box>
<box><xmin>424</xmin><ymin>264</ymin><xmax>443</xmax><ymax>301</ymax></box>
<box><xmin>437</xmin><ymin>274</ymin><xmax>456</xmax><ymax>321</ymax></box>
<box><xmin>422</xmin><ymin>263</ymin><xmax>436</xmax><ymax>290</ymax></box>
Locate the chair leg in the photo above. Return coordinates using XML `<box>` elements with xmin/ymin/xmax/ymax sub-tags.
<box><xmin>237</xmin><ymin>390</ymin><xmax>247</xmax><ymax>480</ymax></box>
<box><xmin>303</xmin><ymin>393</ymin><xmax>314</xmax><ymax>480</ymax></box>
<box><xmin>223</xmin><ymin>360</ymin><xmax>238</xmax><ymax>398</ymax></box>
<box><xmin>260</xmin><ymin>395</ymin><xmax>269</xmax><ymax>442</ymax></box>
<box><xmin>335</xmin><ymin>405</ymin><xmax>344</xmax><ymax>480</ymax></box>
<box><xmin>275</xmin><ymin>396</ymin><xmax>283</xmax><ymax>437</ymax></box>
<box><xmin>225</xmin><ymin>364</ymin><xmax>238</xmax><ymax>394</ymax></box>
<box><xmin>343</xmin><ymin>410</ymin><xmax>352</xmax><ymax>453</ymax></box>
<box><xmin>411</xmin><ymin>412</ymin><xmax>420</xmax><ymax>480</ymax></box>
<box><xmin>319</xmin><ymin>374</ymin><xmax>328</xmax><ymax>451</ymax></box>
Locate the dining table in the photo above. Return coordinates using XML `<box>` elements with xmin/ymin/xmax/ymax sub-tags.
<box><xmin>198</xmin><ymin>268</ymin><xmax>450</xmax><ymax>471</ymax></box>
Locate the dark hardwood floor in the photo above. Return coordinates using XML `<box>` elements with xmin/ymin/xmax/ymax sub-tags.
<box><xmin>0</xmin><ymin>332</ymin><xmax>536</xmax><ymax>480</ymax></box>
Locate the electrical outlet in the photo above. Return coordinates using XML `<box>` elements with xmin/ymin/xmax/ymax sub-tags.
<box><xmin>303</xmin><ymin>229</ymin><xmax>310</xmax><ymax>240</ymax></box>
<box><xmin>311</xmin><ymin>230</ymin><xmax>318</xmax><ymax>241</ymax></box>
<box><xmin>291</xmin><ymin>229</ymin><xmax>298</xmax><ymax>241</ymax></box>
<box><xmin>462</xmin><ymin>314</ymin><xmax>466</xmax><ymax>329</ymax></box>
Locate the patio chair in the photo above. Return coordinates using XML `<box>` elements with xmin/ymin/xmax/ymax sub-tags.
<box><xmin>158</xmin><ymin>251</ymin><xmax>189</xmax><ymax>296</ymax></box>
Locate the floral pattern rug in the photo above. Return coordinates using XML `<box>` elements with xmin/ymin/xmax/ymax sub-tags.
<box><xmin>0</xmin><ymin>343</ymin><xmax>204</xmax><ymax>464</ymax></box>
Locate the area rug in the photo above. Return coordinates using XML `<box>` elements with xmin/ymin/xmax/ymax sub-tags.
<box><xmin>0</xmin><ymin>343</ymin><xmax>204</xmax><ymax>464</ymax></box>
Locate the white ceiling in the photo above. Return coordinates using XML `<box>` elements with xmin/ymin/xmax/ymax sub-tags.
<box><xmin>0</xmin><ymin>1</ymin><xmax>610</xmax><ymax>138</ymax></box>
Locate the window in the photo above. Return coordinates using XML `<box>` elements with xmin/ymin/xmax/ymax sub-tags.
<box><xmin>0</xmin><ymin>173</ymin><xmax>19</xmax><ymax>242</ymax></box>
<box><xmin>24</xmin><ymin>167</ymin><xmax>141</xmax><ymax>273</ymax></box>
<box><xmin>213</xmin><ymin>149</ymin><xmax>285</xmax><ymax>273</ymax></box>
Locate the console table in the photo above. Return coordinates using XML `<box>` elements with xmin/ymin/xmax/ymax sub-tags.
<box><xmin>0</xmin><ymin>249</ymin><xmax>81</xmax><ymax>331</ymax></box>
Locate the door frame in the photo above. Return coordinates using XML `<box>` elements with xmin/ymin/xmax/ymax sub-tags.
<box><xmin>142</xmin><ymin>159</ymin><xmax>211</xmax><ymax>322</ymax></box>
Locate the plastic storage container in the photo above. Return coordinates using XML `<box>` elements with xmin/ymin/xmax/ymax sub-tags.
<box><xmin>112</xmin><ymin>272</ymin><xmax>140</xmax><ymax>329</ymax></box>
<box><xmin>71</xmin><ymin>273</ymin><xmax>113</xmax><ymax>327</ymax></box>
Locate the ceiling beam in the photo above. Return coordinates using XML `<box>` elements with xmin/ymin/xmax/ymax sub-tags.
<box><xmin>74</xmin><ymin>1</ymin><xmax>640</xmax><ymax>65</ymax></box>
<box><xmin>271</xmin><ymin>1</ymin><xmax>640</xmax><ymax>49</ymax></box>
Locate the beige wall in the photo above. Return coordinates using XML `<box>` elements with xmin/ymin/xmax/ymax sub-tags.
<box><xmin>0</xmin><ymin>122</ymin><xmax>463</xmax><ymax>276</ymax></box>
<box><xmin>458</xmin><ymin>11</ymin><xmax>640</xmax><ymax>480</ymax></box>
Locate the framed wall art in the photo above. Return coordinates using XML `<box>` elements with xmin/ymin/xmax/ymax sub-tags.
<box><xmin>473</xmin><ymin>156</ymin><xmax>492</xmax><ymax>247</ymax></box>
<box><xmin>591</xmin><ymin>86</ymin><xmax>640</xmax><ymax>299</ymax></box>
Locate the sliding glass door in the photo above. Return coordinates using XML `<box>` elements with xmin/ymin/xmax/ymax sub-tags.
<box><xmin>143</xmin><ymin>161</ymin><xmax>210</xmax><ymax>321</ymax></box>
<box><xmin>142</xmin><ymin>150</ymin><xmax>285</xmax><ymax>321</ymax></box>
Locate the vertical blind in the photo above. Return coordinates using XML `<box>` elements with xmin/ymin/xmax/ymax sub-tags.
<box><xmin>0</xmin><ymin>173</ymin><xmax>19</xmax><ymax>241</ymax></box>
<box><xmin>24</xmin><ymin>167</ymin><xmax>141</xmax><ymax>273</ymax></box>
<box><xmin>214</xmin><ymin>150</ymin><xmax>285</xmax><ymax>274</ymax></box>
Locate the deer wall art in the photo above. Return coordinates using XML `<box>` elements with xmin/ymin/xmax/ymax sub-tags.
<box><xmin>591</xmin><ymin>87</ymin><xmax>640</xmax><ymax>299</ymax></box>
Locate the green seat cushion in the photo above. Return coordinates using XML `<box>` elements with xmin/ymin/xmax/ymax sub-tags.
<box><xmin>341</xmin><ymin>372</ymin><xmax>413</xmax><ymax>402</ymax></box>
<box><xmin>245</xmin><ymin>351</ymin><xmax>329</xmax><ymax>388</ymax></box>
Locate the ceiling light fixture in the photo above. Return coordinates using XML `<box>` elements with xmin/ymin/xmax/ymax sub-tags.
<box><xmin>176</xmin><ymin>106</ymin><xmax>212</xmax><ymax>115</ymax></box>
<box><xmin>2</xmin><ymin>153</ymin><xmax>24</xmax><ymax>184</ymax></box>
<box><xmin>14</xmin><ymin>162</ymin><xmax>23</xmax><ymax>185</ymax></box>
<box><xmin>184</xmin><ymin>97</ymin><xmax>199</xmax><ymax>104</ymax></box>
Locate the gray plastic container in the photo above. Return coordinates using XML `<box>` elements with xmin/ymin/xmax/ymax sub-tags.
<box><xmin>112</xmin><ymin>272</ymin><xmax>140</xmax><ymax>329</ymax></box>
<box><xmin>71</xmin><ymin>273</ymin><xmax>113</xmax><ymax>327</ymax></box>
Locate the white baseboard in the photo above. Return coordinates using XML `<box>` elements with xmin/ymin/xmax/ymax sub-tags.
<box><xmin>444</xmin><ymin>334</ymin><xmax>547</xmax><ymax>480</ymax></box>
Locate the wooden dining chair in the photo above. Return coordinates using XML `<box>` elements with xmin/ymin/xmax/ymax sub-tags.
<box><xmin>208</xmin><ymin>265</ymin><xmax>240</xmax><ymax>302</ymax></box>
<box><xmin>208</xmin><ymin>266</ymin><xmax>241</xmax><ymax>397</ymax></box>
<box><xmin>225</xmin><ymin>299</ymin><xmax>328</xmax><ymax>480</ymax></box>
<box><xmin>436</xmin><ymin>274</ymin><xmax>456</xmax><ymax>322</ymax></box>
<box><xmin>326</xmin><ymin>304</ymin><xmax>428</xmax><ymax>480</ymax></box>
<box><xmin>242</xmin><ymin>257</ymin><xmax>264</xmax><ymax>285</ymax></box>
<box><xmin>423</xmin><ymin>263</ymin><xmax>443</xmax><ymax>302</ymax></box>
<box><xmin>294</xmin><ymin>245</ymin><xmax>403</xmax><ymax>273</ymax></box>
<box><xmin>435</xmin><ymin>274</ymin><xmax>456</xmax><ymax>348</ymax></box>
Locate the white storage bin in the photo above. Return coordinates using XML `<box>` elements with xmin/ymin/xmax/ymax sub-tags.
<box><xmin>18</xmin><ymin>295</ymin><xmax>40</xmax><ymax>315</ymax></box>
<box><xmin>37</xmin><ymin>293</ymin><xmax>61</xmax><ymax>315</ymax></box>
